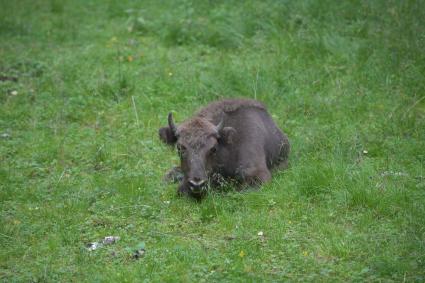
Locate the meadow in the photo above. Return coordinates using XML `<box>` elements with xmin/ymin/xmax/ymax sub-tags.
<box><xmin>1</xmin><ymin>0</ymin><xmax>424</xmax><ymax>281</ymax></box>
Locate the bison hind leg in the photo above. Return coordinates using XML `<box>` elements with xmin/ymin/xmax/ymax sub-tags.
<box><xmin>275</xmin><ymin>159</ymin><xmax>289</xmax><ymax>171</ymax></box>
<box><xmin>239</xmin><ymin>166</ymin><xmax>271</xmax><ymax>190</ymax></box>
<box><xmin>275</xmin><ymin>135</ymin><xmax>290</xmax><ymax>170</ymax></box>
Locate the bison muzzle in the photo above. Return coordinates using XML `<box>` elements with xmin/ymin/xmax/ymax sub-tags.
<box><xmin>159</xmin><ymin>99</ymin><xmax>290</xmax><ymax>200</ymax></box>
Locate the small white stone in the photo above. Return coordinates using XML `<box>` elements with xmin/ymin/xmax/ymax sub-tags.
<box><xmin>257</xmin><ymin>231</ymin><xmax>264</xmax><ymax>236</ymax></box>
<box><xmin>102</xmin><ymin>236</ymin><xmax>120</xmax><ymax>245</ymax></box>
<box><xmin>87</xmin><ymin>242</ymin><xmax>101</xmax><ymax>251</ymax></box>
<box><xmin>10</xmin><ymin>90</ymin><xmax>18</xmax><ymax>96</ymax></box>
<box><xmin>363</xmin><ymin>150</ymin><xmax>368</xmax><ymax>154</ymax></box>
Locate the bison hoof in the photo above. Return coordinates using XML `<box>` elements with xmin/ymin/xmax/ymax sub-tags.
<box><xmin>163</xmin><ymin>166</ymin><xmax>184</xmax><ymax>183</ymax></box>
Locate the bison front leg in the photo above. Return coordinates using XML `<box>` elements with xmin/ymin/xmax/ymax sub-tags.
<box><xmin>163</xmin><ymin>166</ymin><xmax>184</xmax><ymax>183</ymax></box>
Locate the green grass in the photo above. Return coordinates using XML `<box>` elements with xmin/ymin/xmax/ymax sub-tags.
<box><xmin>1</xmin><ymin>0</ymin><xmax>424</xmax><ymax>281</ymax></box>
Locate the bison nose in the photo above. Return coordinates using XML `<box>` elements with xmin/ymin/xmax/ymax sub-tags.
<box><xmin>188</xmin><ymin>179</ymin><xmax>207</xmax><ymax>192</ymax></box>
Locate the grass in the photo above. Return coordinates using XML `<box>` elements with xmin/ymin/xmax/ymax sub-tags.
<box><xmin>1</xmin><ymin>0</ymin><xmax>424</xmax><ymax>281</ymax></box>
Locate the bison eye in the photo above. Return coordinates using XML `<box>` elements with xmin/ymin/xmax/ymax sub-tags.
<box><xmin>210</xmin><ymin>146</ymin><xmax>217</xmax><ymax>154</ymax></box>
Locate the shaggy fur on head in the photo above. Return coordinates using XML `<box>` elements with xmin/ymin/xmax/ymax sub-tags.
<box><xmin>177</xmin><ymin>117</ymin><xmax>218</xmax><ymax>148</ymax></box>
<box><xmin>176</xmin><ymin>99</ymin><xmax>266</xmax><ymax>148</ymax></box>
<box><xmin>196</xmin><ymin>99</ymin><xmax>266</xmax><ymax>124</ymax></box>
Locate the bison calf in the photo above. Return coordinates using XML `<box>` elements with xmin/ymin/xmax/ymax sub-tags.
<box><xmin>159</xmin><ymin>99</ymin><xmax>290</xmax><ymax>200</ymax></box>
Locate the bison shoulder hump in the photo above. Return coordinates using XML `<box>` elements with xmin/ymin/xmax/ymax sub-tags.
<box><xmin>196</xmin><ymin>99</ymin><xmax>266</xmax><ymax>119</ymax></box>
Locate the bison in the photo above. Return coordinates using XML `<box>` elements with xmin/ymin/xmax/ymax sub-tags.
<box><xmin>159</xmin><ymin>99</ymin><xmax>290</xmax><ymax>200</ymax></box>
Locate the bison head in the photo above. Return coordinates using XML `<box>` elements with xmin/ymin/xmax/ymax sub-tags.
<box><xmin>159</xmin><ymin>113</ymin><xmax>235</xmax><ymax>198</ymax></box>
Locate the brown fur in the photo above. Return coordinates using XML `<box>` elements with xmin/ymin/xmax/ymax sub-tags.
<box><xmin>196</xmin><ymin>99</ymin><xmax>266</xmax><ymax>123</ymax></box>
<box><xmin>177</xmin><ymin>118</ymin><xmax>217</xmax><ymax>148</ymax></box>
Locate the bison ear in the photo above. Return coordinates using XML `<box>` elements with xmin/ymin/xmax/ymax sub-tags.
<box><xmin>159</xmin><ymin>127</ymin><xmax>177</xmax><ymax>145</ymax></box>
<box><xmin>219</xmin><ymin>127</ymin><xmax>236</xmax><ymax>145</ymax></box>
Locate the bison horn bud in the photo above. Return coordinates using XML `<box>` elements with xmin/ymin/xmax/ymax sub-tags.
<box><xmin>168</xmin><ymin>112</ymin><xmax>178</xmax><ymax>136</ymax></box>
<box><xmin>216</xmin><ymin>116</ymin><xmax>224</xmax><ymax>133</ymax></box>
